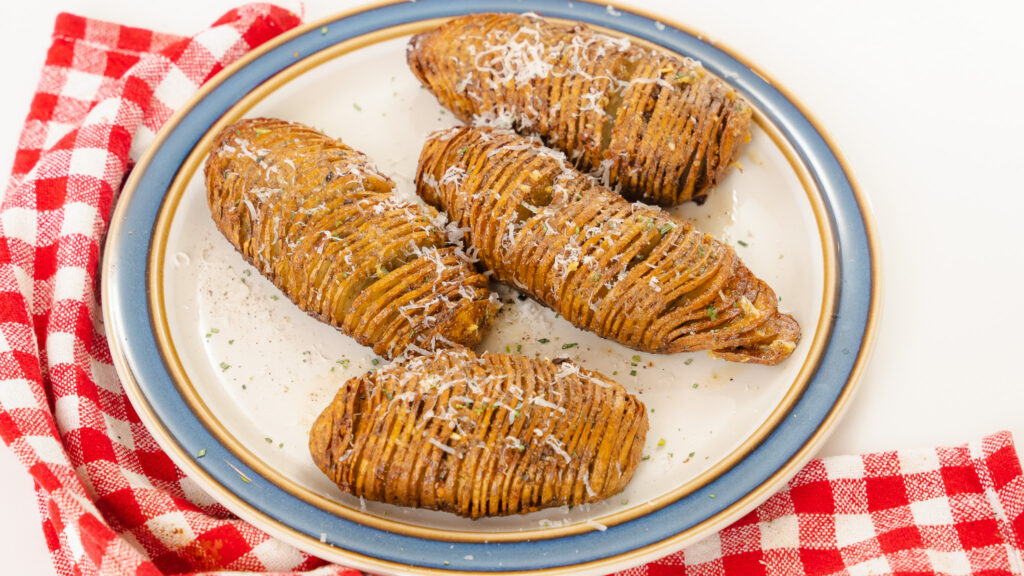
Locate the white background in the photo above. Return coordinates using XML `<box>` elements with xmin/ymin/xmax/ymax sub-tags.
<box><xmin>2</xmin><ymin>1</ymin><xmax>1023</xmax><ymax>573</ymax></box>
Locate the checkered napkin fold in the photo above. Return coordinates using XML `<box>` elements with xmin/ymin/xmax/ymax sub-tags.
<box><xmin>0</xmin><ymin>5</ymin><xmax>1022</xmax><ymax>576</ymax></box>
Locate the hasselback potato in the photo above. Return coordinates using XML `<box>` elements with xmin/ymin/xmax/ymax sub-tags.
<box><xmin>309</xmin><ymin>348</ymin><xmax>647</xmax><ymax>517</ymax></box>
<box><xmin>204</xmin><ymin>118</ymin><xmax>497</xmax><ymax>359</ymax></box>
<box><xmin>408</xmin><ymin>13</ymin><xmax>752</xmax><ymax>206</ymax></box>
<box><xmin>417</xmin><ymin>126</ymin><xmax>799</xmax><ymax>365</ymax></box>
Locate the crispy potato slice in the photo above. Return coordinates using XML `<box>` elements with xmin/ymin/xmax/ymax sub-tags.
<box><xmin>407</xmin><ymin>13</ymin><xmax>752</xmax><ymax>206</ymax></box>
<box><xmin>309</xmin><ymin>348</ymin><xmax>647</xmax><ymax>517</ymax></box>
<box><xmin>204</xmin><ymin>118</ymin><xmax>498</xmax><ymax>359</ymax></box>
<box><xmin>417</xmin><ymin>126</ymin><xmax>799</xmax><ymax>365</ymax></box>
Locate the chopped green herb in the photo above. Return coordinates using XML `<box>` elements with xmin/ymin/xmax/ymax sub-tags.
<box><xmin>515</xmin><ymin>344</ymin><xmax>522</xmax><ymax>353</ymax></box>
<box><xmin>270</xmin><ymin>295</ymin><xmax>279</xmax><ymax>301</ymax></box>
<box><xmin>210</xmin><ymin>328</ymin><xmax>219</xmax><ymax>334</ymax></box>
<box><xmin>457</xmin><ymin>146</ymin><xmax>468</xmax><ymax>156</ymax></box>
<box><xmin>352</xmin><ymin>103</ymin><xmax>362</xmax><ymax>111</ymax></box>
<box><xmin>505</xmin><ymin>345</ymin><xmax>511</xmax><ymax>353</ymax></box>
<box><xmin>692</xmin><ymin>383</ymin><xmax>699</xmax><ymax>389</ymax></box>
<box><xmin>254</xmin><ymin>128</ymin><xmax>270</xmax><ymax>136</ymax></box>
<box><xmin>629</xmin><ymin>370</ymin><xmax>637</xmax><ymax>376</ymax></box>
<box><xmin>561</xmin><ymin>342</ymin><xmax>578</xmax><ymax>350</ymax></box>
<box><xmin>371</xmin><ymin>358</ymin><xmax>380</xmax><ymax>366</ymax></box>
<box><xmin>737</xmin><ymin>239</ymin><xmax>749</xmax><ymax>247</ymax></box>
<box><xmin>538</xmin><ymin>338</ymin><xmax>550</xmax><ymax>344</ymax></box>
<box><xmin>320</xmin><ymin>26</ymin><xmax>328</xmax><ymax>34</ymax></box>
<box><xmin>657</xmin><ymin>438</ymin><xmax>666</xmax><ymax>447</ymax></box>
<box><xmin>265</xmin><ymin>437</ymin><xmax>273</xmax><ymax>444</ymax></box>
<box><xmin>631</xmin><ymin>355</ymin><xmax>641</xmax><ymax>362</ymax></box>
<box><xmin>219</xmin><ymin>362</ymin><xmax>230</xmax><ymax>372</ymax></box>
<box><xmin>707</xmin><ymin>305</ymin><xmax>718</xmax><ymax>321</ymax></box>
<box><xmin>689</xmin><ymin>451</ymin><xmax>696</xmax><ymax>458</ymax></box>
<box><xmin>228</xmin><ymin>339</ymin><xmax>234</xmax><ymax>345</ymax></box>
<box><xmin>641</xmin><ymin>455</ymin><xmax>651</xmax><ymax>461</ymax></box>
<box><xmin>709</xmin><ymin>494</ymin><xmax>716</xmax><ymax>499</ymax></box>
<box><xmin>658</xmin><ymin>223</ymin><xmax>674</xmax><ymax>235</ymax></box>
<box><xmin>684</xmin><ymin>358</ymin><xmax>694</xmax><ymax>366</ymax></box>
<box><xmin>384</xmin><ymin>389</ymin><xmax>394</xmax><ymax>401</ymax></box>
<box><xmin>196</xmin><ymin>449</ymin><xmax>207</xmax><ymax>458</ymax></box>
<box><xmin>444</xmin><ymin>561</ymin><xmax>451</xmax><ymax>566</ymax></box>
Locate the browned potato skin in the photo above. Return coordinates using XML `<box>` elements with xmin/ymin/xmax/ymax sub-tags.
<box><xmin>407</xmin><ymin>13</ymin><xmax>752</xmax><ymax>207</ymax></box>
<box><xmin>204</xmin><ymin>118</ymin><xmax>497</xmax><ymax>359</ymax></box>
<box><xmin>309</xmin><ymin>348</ymin><xmax>647</xmax><ymax>518</ymax></box>
<box><xmin>417</xmin><ymin>126</ymin><xmax>800</xmax><ymax>366</ymax></box>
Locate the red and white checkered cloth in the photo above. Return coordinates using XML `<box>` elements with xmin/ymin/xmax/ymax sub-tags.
<box><xmin>0</xmin><ymin>6</ymin><xmax>1021</xmax><ymax>576</ymax></box>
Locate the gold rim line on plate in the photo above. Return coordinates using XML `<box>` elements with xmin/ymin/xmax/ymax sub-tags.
<box><xmin>95</xmin><ymin>0</ymin><xmax>882</xmax><ymax>572</ymax></box>
<box><xmin>148</xmin><ymin>18</ymin><xmax>836</xmax><ymax>543</ymax></box>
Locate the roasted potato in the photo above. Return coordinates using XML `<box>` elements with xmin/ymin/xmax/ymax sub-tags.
<box><xmin>309</xmin><ymin>348</ymin><xmax>647</xmax><ymax>517</ymax></box>
<box><xmin>408</xmin><ymin>13</ymin><xmax>752</xmax><ymax>206</ymax></box>
<box><xmin>204</xmin><ymin>118</ymin><xmax>497</xmax><ymax>359</ymax></box>
<box><xmin>417</xmin><ymin>126</ymin><xmax>799</xmax><ymax>365</ymax></box>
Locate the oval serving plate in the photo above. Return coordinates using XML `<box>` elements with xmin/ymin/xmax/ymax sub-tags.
<box><xmin>102</xmin><ymin>1</ymin><xmax>878</xmax><ymax>574</ymax></box>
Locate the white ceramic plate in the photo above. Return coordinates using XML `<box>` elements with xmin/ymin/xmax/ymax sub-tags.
<box><xmin>104</xmin><ymin>2</ymin><xmax>877</xmax><ymax>574</ymax></box>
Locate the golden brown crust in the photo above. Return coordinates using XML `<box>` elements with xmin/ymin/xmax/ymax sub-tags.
<box><xmin>407</xmin><ymin>13</ymin><xmax>752</xmax><ymax>206</ymax></box>
<box><xmin>204</xmin><ymin>118</ymin><xmax>498</xmax><ymax>359</ymax></box>
<box><xmin>309</xmin><ymin>348</ymin><xmax>647</xmax><ymax>517</ymax></box>
<box><xmin>416</xmin><ymin>126</ymin><xmax>800</xmax><ymax>365</ymax></box>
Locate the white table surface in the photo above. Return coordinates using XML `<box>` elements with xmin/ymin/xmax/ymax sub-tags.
<box><xmin>2</xmin><ymin>1</ymin><xmax>1023</xmax><ymax>573</ymax></box>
